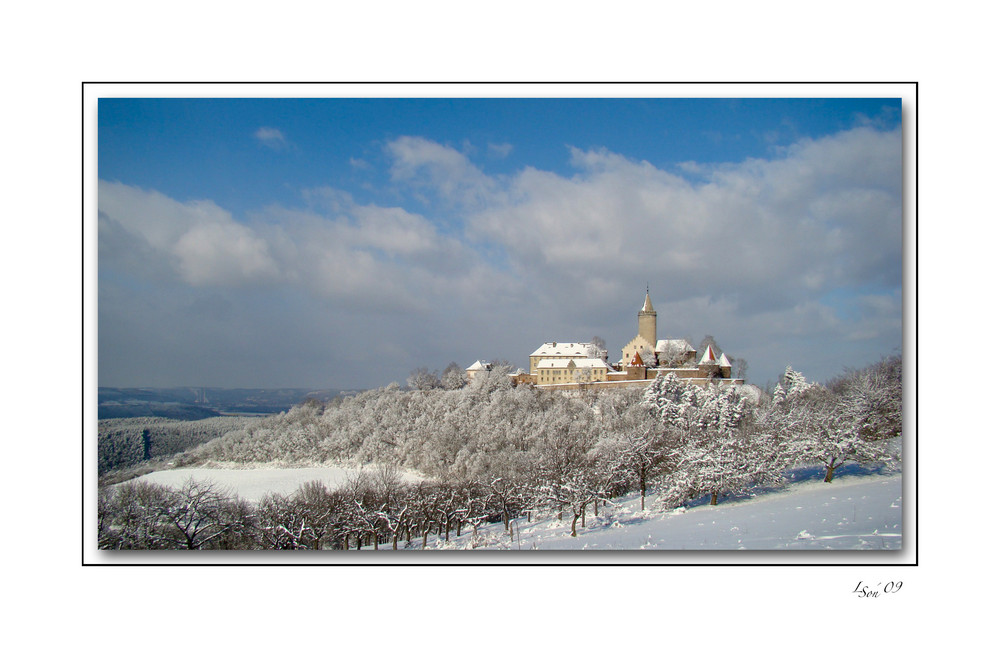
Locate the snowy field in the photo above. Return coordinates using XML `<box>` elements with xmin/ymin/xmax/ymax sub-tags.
<box><xmin>418</xmin><ymin>472</ymin><xmax>902</xmax><ymax>551</ymax></box>
<box><xmin>129</xmin><ymin>465</ymin><xmax>421</xmax><ymax>502</ymax></box>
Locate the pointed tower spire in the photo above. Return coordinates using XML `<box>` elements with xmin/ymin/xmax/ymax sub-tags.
<box><xmin>641</xmin><ymin>290</ymin><xmax>655</xmax><ymax>314</ymax></box>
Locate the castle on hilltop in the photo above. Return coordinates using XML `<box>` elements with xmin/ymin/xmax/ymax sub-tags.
<box><xmin>467</xmin><ymin>289</ymin><xmax>743</xmax><ymax>390</ymax></box>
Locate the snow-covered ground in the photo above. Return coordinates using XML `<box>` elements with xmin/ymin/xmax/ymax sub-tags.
<box><xmin>419</xmin><ymin>472</ymin><xmax>902</xmax><ymax>551</ymax></box>
<box><xmin>129</xmin><ymin>464</ymin><xmax>422</xmax><ymax>502</ymax></box>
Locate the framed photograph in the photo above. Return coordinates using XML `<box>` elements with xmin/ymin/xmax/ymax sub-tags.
<box><xmin>86</xmin><ymin>84</ymin><xmax>913</xmax><ymax>565</ymax></box>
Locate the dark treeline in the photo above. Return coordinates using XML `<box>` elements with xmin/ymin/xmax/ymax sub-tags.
<box><xmin>99</xmin><ymin>417</ymin><xmax>257</xmax><ymax>476</ymax></box>
<box><xmin>99</xmin><ymin>356</ymin><xmax>902</xmax><ymax>549</ymax></box>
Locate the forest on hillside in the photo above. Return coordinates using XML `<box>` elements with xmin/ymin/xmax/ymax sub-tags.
<box><xmin>99</xmin><ymin>356</ymin><xmax>902</xmax><ymax>550</ymax></box>
<box><xmin>98</xmin><ymin>416</ymin><xmax>259</xmax><ymax>477</ymax></box>
<box><xmin>98</xmin><ymin>356</ymin><xmax>902</xmax><ymax>549</ymax></box>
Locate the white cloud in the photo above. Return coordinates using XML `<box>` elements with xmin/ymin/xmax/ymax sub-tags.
<box><xmin>99</xmin><ymin>126</ymin><xmax>902</xmax><ymax>388</ymax></box>
<box><xmin>468</xmin><ymin>126</ymin><xmax>902</xmax><ymax>315</ymax></box>
<box><xmin>385</xmin><ymin>135</ymin><xmax>498</xmax><ymax>209</ymax></box>
<box><xmin>99</xmin><ymin>181</ymin><xmax>284</xmax><ymax>286</ymax></box>
<box><xmin>488</xmin><ymin>142</ymin><xmax>513</xmax><ymax>158</ymax></box>
<box><xmin>99</xmin><ymin>178</ymin><xmax>507</xmax><ymax>315</ymax></box>
<box><xmin>254</xmin><ymin>126</ymin><xmax>288</xmax><ymax>150</ymax></box>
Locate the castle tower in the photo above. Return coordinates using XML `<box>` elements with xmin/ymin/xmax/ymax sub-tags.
<box><xmin>620</xmin><ymin>288</ymin><xmax>660</xmax><ymax>367</ymax></box>
<box><xmin>638</xmin><ymin>288</ymin><xmax>657</xmax><ymax>347</ymax></box>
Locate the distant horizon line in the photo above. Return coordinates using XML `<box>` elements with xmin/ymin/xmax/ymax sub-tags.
<box><xmin>97</xmin><ymin>385</ymin><xmax>364</xmax><ymax>392</ymax></box>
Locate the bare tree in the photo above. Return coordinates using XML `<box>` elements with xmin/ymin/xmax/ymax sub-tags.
<box><xmin>733</xmin><ymin>357</ymin><xmax>749</xmax><ymax>380</ymax></box>
<box><xmin>291</xmin><ymin>480</ymin><xmax>340</xmax><ymax>550</ymax></box>
<box><xmin>159</xmin><ymin>479</ymin><xmax>242</xmax><ymax>550</ymax></box>
<box><xmin>697</xmin><ymin>335</ymin><xmax>722</xmax><ymax>359</ymax></box>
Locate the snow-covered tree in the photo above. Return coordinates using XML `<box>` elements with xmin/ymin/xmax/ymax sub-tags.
<box><xmin>774</xmin><ymin>365</ymin><xmax>900</xmax><ymax>482</ymax></box>
<box><xmin>289</xmin><ymin>480</ymin><xmax>342</xmax><ymax>550</ymax></box>
<box><xmin>99</xmin><ymin>481</ymin><xmax>173</xmax><ymax>550</ymax></box>
<box><xmin>440</xmin><ymin>362</ymin><xmax>468</xmax><ymax>390</ymax></box>
<box><xmin>780</xmin><ymin>366</ymin><xmax>813</xmax><ymax>397</ymax></box>
<box><xmin>646</xmin><ymin>378</ymin><xmax>771</xmax><ymax>507</ymax></box>
<box><xmin>656</xmin><ymin>339</ymin><xmax>694</xmax><ymax>367</ymax></box>
<box><xmin>407</xmin><ymin>367</ymin><xmax>441</xmax><ymax>391</ymax></box>
<box><xmin>845</xmin><ymin>355</ymin><xmax>903</xmax><ymax>443</ymax></box>
<box><xmin>595</xmin><ymin>396</ymin><xmax>668</xmax><ymax>510</ymax></box>
<box><xmin>257</xmin><ymin>492</ymin><xmax>307</xmax><ymax>549</ymax></box>
<box><xmin>639</xmin><ymin>347</ymin><xmax>657</xmax><ymax>367</ymax></box>
<box><xmin>588</xmin><ymin>336</ymin><xmax>608</xmax><ymax>361</ymax></box>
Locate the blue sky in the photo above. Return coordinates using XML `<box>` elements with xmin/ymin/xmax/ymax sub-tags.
<box><xmin>98</xmin><ymin>97</ymin><xmax>903</xmax><ymax>389</ymax></box>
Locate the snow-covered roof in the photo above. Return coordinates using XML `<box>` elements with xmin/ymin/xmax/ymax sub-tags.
<box><xmin>530</xmin><ymin>342</ymin><xmax>595</xmax><ymax>357</ymax></box>
<box><xmin>628</xmin><ymin>352</ymin><xmax>646</xmax><ymax>367</ymax></box>
<box><xmin>537</xmin><ymin>358</ymin><xmax>610</xmax><ymax>370</ymax></box>
<box><xmin>640</xmin><ymin>293</ymin><xmax>655</xmax><ymax>313</ymax></box>
<box><xmin>698</xmin><ymin>346</ymin><xmax>717</xmax><ymax>364</ymax></box>
<box><xmin>466</xmin><ymin>360</ymin><xmax>490</xmax><ymax>371</ymax></box>
<box><xmin>718</xmin><ymin>353</ymin><xmax>731</xmax><ymax>368</ymax></box>
<box><xmin>655</xmin><ymin>339</ymin><xmax>695</xmax><ymax>353</ymax></box>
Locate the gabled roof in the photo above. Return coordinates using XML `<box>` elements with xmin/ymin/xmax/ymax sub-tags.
<box><xmin>628</xmin><ymin>351</ymin><xmax>646</xmax><ymax>367</ymax></box>
<box><xmin>466</xmin><ymin>360</ymin><xmax>490</xmax><ymax>371</ymax></box>
<box><xmin>624</xmin><ymin>333</ymin><xmax>655</xmax><ymax>349</ymax></box>
<box><xmin>530</xmin><ymin>342</ymin><xmax>595</xmax><ymax>357</ymax></box>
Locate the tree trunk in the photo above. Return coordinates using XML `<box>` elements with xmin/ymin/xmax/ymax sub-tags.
<box><xmin>824</xmin><ymin>464</ymin><xmax>836</xmax><ymax>482</ymax></box>
<box><xmin>571</xmin><ymin>512</ymin><xmax>579</xmax><ymax>537</ymax></box>
<box><xmin>372</xmin><ymin>532</ymin><xmax>378</xmax><ymax>550</ymax></box>
<box><xmin>710</xmin><ymin>491</ymin><xmax>718</xmax><ymax>506</ymax></box>
<box><xmin>640</xmin><ymin>470</ymin><xmax>647</xmax><ymax>511</ymax></box>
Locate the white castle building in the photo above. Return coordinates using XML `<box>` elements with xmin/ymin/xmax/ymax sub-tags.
<box><xmin>512</xmin><ymin>289</ymin><xmax>742</xmax><ymax>389</ymax></box>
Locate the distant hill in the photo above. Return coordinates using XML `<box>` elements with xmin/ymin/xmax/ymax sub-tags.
<box><xmin>97</xmin><ymin>387</ymin><xmax>349</xmax><ymax>420</ymax></box>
